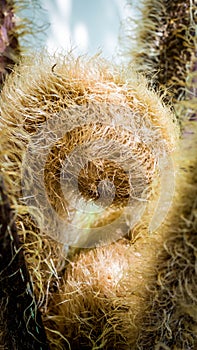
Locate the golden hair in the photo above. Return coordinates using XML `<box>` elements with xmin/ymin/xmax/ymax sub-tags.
<box><xmin>0</xmin><ymin>53</ymin><xmax>180</xmax><ymax>348</ymax></box>
<box><xmin>0</xmin><ymin>0</ymin><xmax>196</xmax><ymax>349</ymax></box>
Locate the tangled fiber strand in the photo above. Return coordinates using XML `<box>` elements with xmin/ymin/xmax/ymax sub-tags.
<box><xmin>126</xmin><ymin>0</ymin><xmax>197</xmax><ymax>104</ymax></box>
<box><xmin>0</xmin><ymin>54</ymin><xmax>178</xmax><ymax>348</ymax></box>
<box><xmin>0</xmin><ymin>176</ymin><xmax>49</xmax><ymax>349</ymax></box>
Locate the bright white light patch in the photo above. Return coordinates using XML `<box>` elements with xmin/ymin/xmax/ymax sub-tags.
<box><xmin>56</xmin><ymin>0</ymin><xmax>72</xmax><ymax>15</ymax></box>
<box><xmin>73</xmin><ymin>23</ymin><xmax>89</xmax><ymax>52</ymax></box>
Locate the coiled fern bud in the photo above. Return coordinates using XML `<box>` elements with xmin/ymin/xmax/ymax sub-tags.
<box><xmin>0</xmin><ymin>0</ymin><xmax>196</xmax><ymax>349</ymax></box>
<box><xmin>0</xmin><ymin>54</ymin><xmax>178</xmax><ymax>349</ymax></box>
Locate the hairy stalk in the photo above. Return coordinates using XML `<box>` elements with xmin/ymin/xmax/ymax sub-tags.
<box><xmin>136</xmin><ymin>96</ymin><xmax>197</xmax><ymax>349</ymax></box>
<box><xmin>127</xmin><ymin>0</ymin><xmax>196</xmax><ymax>104</ymax></box>
<box><xmin>0</xmin><ymin>1</ymin><xmax>49</xmax><ymax>348</ymax></box>
<box><xmin>0</xmin><ymin>0</ymin><xmax>21</xmax><ymax>89</ymax></box>
<box><xmin>0</xmin><ymin>176</ymin><xmax>49</xmax><ymax>349</ymax></box>
<box><xmin>124</xmin><ymin>1</ymin><xmax>197</xmax><ymax>348</ymax></box>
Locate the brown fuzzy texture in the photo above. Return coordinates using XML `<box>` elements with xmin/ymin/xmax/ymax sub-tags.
<box><xmin>122</xmin><ymin>1</ymin><xmax>197</xmax><ymax>348</ymax></box>
<box><xmin>0</xmin><ymin>54</ymin><xmax>178</xmax><ymax>349</ymax></box>
<box><xmin>0</xmin><ymin>176</ymin><xmax>49</xmax><ymax>349</ymax></box>
<box><xmin>0</xmin><ymin>1</ymin><xmax>196</xmax><ymax>348</ymax></box>
<box><xmin>0</xmin><ymin>54</ymin><xmax>177</xmax><ymax>245</ymax></box>
<box><xmin>44</xmin><ymin>102</ymin><xmax>197</xmax><ymax>350</ymax></box>
<box><xmin>136</xmin><ymin>108</ymin><xmax>197</xmax><ymax>349</ymax></box>
<box><xmin>125</xmin><ymin>0</ymin><xmax>197</xmax><ymax>104</ymax></box>
<box><xmin>0</xmin><ymin>1</ymin><xmax>49</xmax><ymax>348</ymax></box>
<box><xmin>0</xmin><ymin>0</ymin><xmax>20</xmax><ymax>89</ymax></box>
<box><xmin>44</xmin><ymin>238</ymin><xmax>162</xmax><ymax>349</ymax></box>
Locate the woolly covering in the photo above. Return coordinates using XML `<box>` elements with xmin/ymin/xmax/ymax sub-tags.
<box><xmin>125</xmin><ymin>0</ymin><xmax>196</xmax><ymax>104</ymax></box>
<box><xmin>0</xmin><ymin>53</ymin><xmax>182</xmax><ymax>349</ymax></box>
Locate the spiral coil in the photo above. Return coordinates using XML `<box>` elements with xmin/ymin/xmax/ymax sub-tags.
<box><xmin>0</xmin><ymin>55</ymin><xmax>178</xmax><ymax>248</ymax></box>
